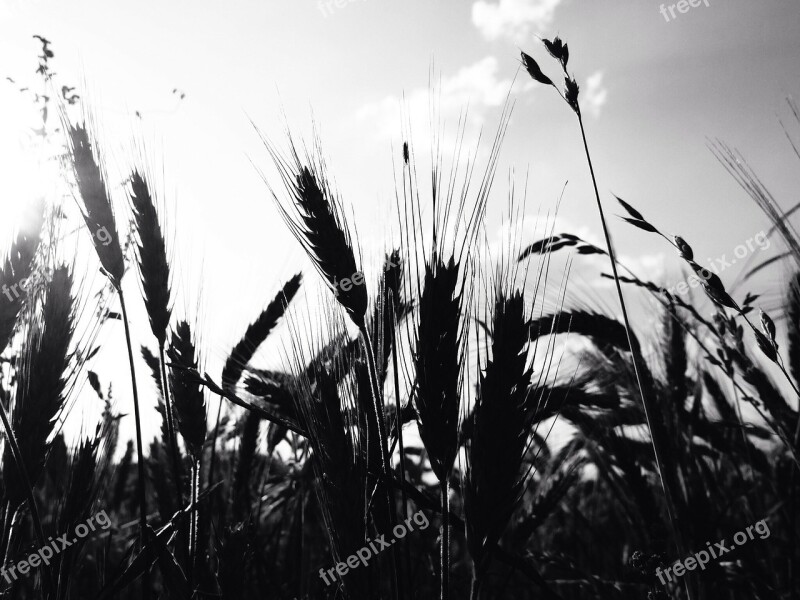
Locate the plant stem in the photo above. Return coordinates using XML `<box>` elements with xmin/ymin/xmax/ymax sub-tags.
<box><xmin>0</xmin><ymin>502</ymin><xmax>9</xmax><ymax>567</ymax></box>
<box><xmin>189</xmin><ymin>459</ymin><xmax>200</xmax><ymax>591</ymax></box>
<box><xmin>0</xmin><ymin>392</ymin><xmax>53</xmax><ymax>594</ymax></box>
<box><xmin>777</xmin><ymin>359</ymin><xmax>800</xmax><ymax>447</ymax></box>
<box><xmin>470</xmin><ymin>575</ymin><xmax>481</xmax><ymax>600</ymax></box>
<box><xmin>440</xmin><ymin>478</ymin><xmax>450</xmax><ymax>600</ymax></box>
<box><xmin>118</xmin><ymin>287</ymin><xmax>151</xmax><ymax>600</ymax></box>
<box><xmin>575</xmin><ymin>113</ymin><xmax>691</xmax><ymax>591</ymax></box>
<box><xmin>208</xmin><ymin>394</ymin><xmax>223</xmax><ymax>491</ymax></box>
<box><xmin>360</xmin><ymin>327</ymin><xmax>390</xmax><ymax>474</ymax></box>
<box><xmin>390</xmin><ymin>298</ymin><xmax>411</xmax><ymax>595</ymax></box>
<box><xmin>359</xmin><ymin>326</ymin><xmax>400</xmax><ymax>600</ymax></box>
<box><xmin>3</xmin><ymin>508</ymin><xmax>21</xmax><ymax>570</ymax></box>
<box><xmin>159</xmin><ymin>344</ymin><xmax>183</xmax><ymax>504</ymax></box>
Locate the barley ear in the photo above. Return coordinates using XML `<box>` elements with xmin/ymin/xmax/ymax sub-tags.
<box><xmin>168</xmin><ymin>321</ymin><xmax>208</xmax><ymax>461</ymax></box>
<box><xmin>65</xmin><ymin>122</ymin><xmax>125</xmax><ymax>286</ymax></box>
<box><xmin>267</xmin><ymin>138</ymin><xmax>367</xmax><ymax>328</ymax></box>
<box><xmin>130</xmin><ymin>169</ymin><xmax>172</xmax><ymax>345</ymax></box>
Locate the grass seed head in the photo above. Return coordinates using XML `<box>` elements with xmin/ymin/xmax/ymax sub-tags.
<box><xmin>0</xmin><ymin>199</ymin><xmax>43</xmax><ymax>351</ymax></box>
<box><xmin>414</xmin><ymin>257</ymin><xmax>464</xmax><ymax>482</ymax></box>
<box><xmin>168</xmin><ymin>321</ymin><xmax>207</xmax><ymax>460</ymax></box>
<box><xmin>222</xmin><ymin>273</ymin><xmax>302</xmax><ymax>394</ymax></box>
<box><xmin>66</xmin><ymin>123</ymin><xmax>125</xmax><ymax>286</ymax></box>
<box><xmin>465</xmin><ymin>290</ymin><xmax>534</xmax><ymax>568</ymax></box>
<box><xmin>521</xmin><ymin>51</ymin><xmax>554</xmax><ymax>86</ymax></box>
<box><xmin>3</xmin><ymin>266</ymin><xmax>75</xmax><ymax>507</ymax></box>
<box><xmin>130</xmin><ymin>170</ymin><xmax>172</xmax><ymax>346</ymax></box>
<box><xmin>269</xmin><ymin>139</ymin><xmax>367</xmax><ymax>328</ymax></box>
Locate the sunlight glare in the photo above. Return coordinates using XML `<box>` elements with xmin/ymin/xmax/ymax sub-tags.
<box><xmin>0</xmin><ymin>83</ymin><xmax>57</xmax><ymax>248</ymax></box>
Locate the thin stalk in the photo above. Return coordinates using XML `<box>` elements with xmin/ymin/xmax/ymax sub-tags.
<box><xmin>0</xmin><ymin>501</ymin><xmax>8</xmax><ymax>567</ymax></box>
<box><xmin>738</xmin><ymin>316</ymin><xmax>800</xmax><ymax>450</ymax></box>
<box><xmin>0</xmin><ymin>503</ymin><xmax>15</xmax><ymax>571</ymax></box>
<box><xmin>440</xmin><ymin>479</ymin><xmax>450</xmax><ymax>600</ymax></box>
<box><xmin>0</xmin><ymin>396</ymin><xmax>53</xmax><ymax>595</ymax></box>
<box><xmin>470</xmin><ymin>570</ymin><xmax>482</xmax><ymax>600</ymax></box>
<box><xmin>775</xmin><ymin>357</ymin><xmax>800</xmax><ymax>408</ymax></box>
<box><xmin>207</xmin><ymin>394</ymin><xmax>223</xmax><ymax>491</ymax></box>
<box><xmin>773</xmin><ymin>350</ymin><xmax>800</xmax><ymax>553</ymax></box>
<box><xmin>256</xmin><ymin>449</ymin><xmax>275</xmax><ymax>524</ymax></box>
<box><xmin>188</xmin><ymin>459</ymin><xmax>200</xmax><ymax>591</ymax></box>
<box><xmin>390</xmin><ymin>298</ymin><xmax>411</xmax><ymax>594</ymax></box>
<box><xmin>469</xmin><ymin>545</ymin><xmax>492</xmax><ymax>600</ymax></box>
<box><xmin>795</xmin><ymin>406</ymin><xmax>800</xmax><ymax>451</ymax></box>
<box><xmin>359</xmin><ymin>326</ymin><xmax>400</xmax><ymax>600</ymax></box>
<box><xmin>778</xmin><ymin>347</ymin><xmax>800</xmax><ymax>600</ymax></box>
<box><xmin>359</xmin><ymin>327</ymin><xmax>390</xmax><ymax>475</ymax></box>
<box><xmin>791</xmin><ymin>469</ymin><xmax>797</xmax><ymax>600</ymax></box>
<box><xmin>159</xmin><ymin>344</ymin><xmax>183</xmax><ymax>504</ymax></box>
<box><xmin>3</xmin><ymin>508</ymin><xmax>21</xmax><ymax>571</ymax></box>
<box><xmin>117</xmin><ymin>288</ymin><xmax>151</xmax><ymax>600</ymax></box>
<box><xmin>575</xmin><ymin>113</ymin><xmax>691</xmax><ymax>589</ymax></box>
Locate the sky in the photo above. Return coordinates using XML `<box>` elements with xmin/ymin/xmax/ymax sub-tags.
<box><xmin>0</xmin><ymin>0</ymin><xmax>799</xmax><ymax>444</ymax></box>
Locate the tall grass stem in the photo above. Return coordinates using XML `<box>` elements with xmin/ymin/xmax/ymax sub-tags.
<box><xmin>440</xmin><ymin>479</ymin><xmax>450</xmax><ymax>600</ymax></box>
<box><xmin>0</xmin><ymin>402</ymin><xmax>53</xmax><ymax>594</ymax></box>
<box><xmin>208</xmin><ymin>395</ymin><xmax>223</xmax><ymax>491</ymax></box>
<box><xmin>118</xmin><ymin>288</ymin><xmax>151</xmax><ymax>600</ymax></box>
<box><xmin>359</xmin><ymin>326</ymin><xmax>400</xmax><ymax>600</ymax></box>
<box><xmin>390</xmin><ymin>299</ymin><xmax>411</xmax><ymax>595</ymax></box>
<box><xmin>159</xmin><ymin>344</ymin><xmax>183</xmax><ymax>502</ymax></box>
<box><xmin>189</xmin><ymin>460</ymin><xmax>200</xmax><ymax>590</ymax></box>
<box><xmin>575</xmin><ymin>114</ymin><xmax>691</xmax><ymax>597</ymax></box>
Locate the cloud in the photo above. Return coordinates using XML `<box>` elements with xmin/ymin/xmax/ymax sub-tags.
<box><xmin>584</xmin><ymin>70</ymin><xmax>608</xmax><ymax>117</ymax></box>
<box><xmin>472</xmin><ymin>0</ymin><xmax>564</xmax><ymax>42</ymax></box>
<box><xmin>356</xmin><ymin>56</ymin><xmax>513</xmax><ymax>142</ymax></box>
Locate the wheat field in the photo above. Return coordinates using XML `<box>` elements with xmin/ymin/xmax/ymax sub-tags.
<box><xmin>0</xmin><ymin>28</ymin><xmax>797</xmax><ymax>600</ymax></box>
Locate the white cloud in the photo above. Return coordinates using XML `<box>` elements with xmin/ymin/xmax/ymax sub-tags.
<box><xmin>439</xmin><ymin>56</ymin><xmax>512</xmax><ymax>109</ymax></box>
<box><xmin>356</xmin><ymin>56</ymin><xmax>513</xmax><ymax>143</ymax></box>
<box><xmin>584</xmin><ymin>70</ymin><xmax>608</xmax><ymax>117</ymax></box>
<box><xmin>616</xmin><ymin>251</ymin><xmax>667</xmax><ymax>281</ymax></box>
<box><xmin>472</xmin><ymin>0</ymin><xmax>564</xmax><ymax>42</ymax></box>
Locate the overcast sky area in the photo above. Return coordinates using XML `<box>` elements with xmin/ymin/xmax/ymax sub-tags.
<box><xmin>1</xmin><ymin>0</ymin><xmax>799</xmax><ymax>444</ymax></box>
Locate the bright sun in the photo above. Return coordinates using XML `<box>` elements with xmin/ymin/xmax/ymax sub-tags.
<box><xmin>0</xmin><ymin>83</ymin><xmax>59</xmax><ymax>249</ymax></box>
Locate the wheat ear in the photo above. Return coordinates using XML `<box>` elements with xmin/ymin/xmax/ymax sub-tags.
<box><xmin>66</xmin><ymin>121</ymin><xmax>150</xmax><ymax>600</ymax></box>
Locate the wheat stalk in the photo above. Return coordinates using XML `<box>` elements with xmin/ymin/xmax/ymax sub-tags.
<box><xmin>129</xmin><ymin>169</ymin><xmax>182</xmax><ymax>504</ymax></box>
<box><xmin>168</xmin><ymin>320</ymin><xmax>207</xmax><ymax>588</ymax></box>
<box><xmin>267</xmin><ymin>134</ymin><xmax>400</xmax><ymax>598</ymax></box>
<box><xmin>65</xmin><ymin>121</ymin><xmax>151</xmax><ymax>600</ymax></box>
